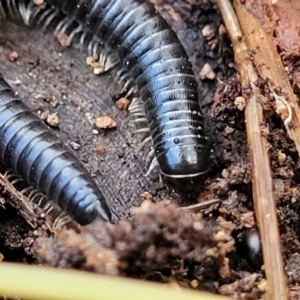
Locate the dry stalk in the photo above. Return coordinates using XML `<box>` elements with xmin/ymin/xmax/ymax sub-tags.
<box><xmin>0</xmin><ymin>172</ymin><xmax>81</xmax><ymax>233</ymax></box>
<box><xmin>214</xmin><ymin>1</ymin><xmax>288</xmax><ymax>300</ymax></box>
<box><xmin>0</xmin><ymin>172</ymin><xmax>43</xmax><ymax>228</ymax></box>
<box><xmin>181</xmin><ymin>198</ymin><xmax>221</xmax><ymax>212</ymax></box>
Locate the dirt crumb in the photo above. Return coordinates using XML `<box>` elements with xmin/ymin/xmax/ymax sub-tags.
<box><xmin>96</xmin><ymin>145</ymin><xmax>107</xmax><ymax>156</ymax></box>
<box><xmin>218</xmin><ymin>273</ymin><xmax>264</xmax><ymax>299</ymax></box>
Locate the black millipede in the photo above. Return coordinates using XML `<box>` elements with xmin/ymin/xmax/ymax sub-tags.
<box><xmin>0</xmin><ymin>0</ymin><xmax>211</xmax><ymax>224</ymax></box>
<box><xmin>0</xmin><ymin>73</ymin><xmax>111</xmax><ymax>225</ymax></box>
<box><xmin>45</xmin><ymin>0</ymin><xmax>212</xmax><ymax>191</ymax></box>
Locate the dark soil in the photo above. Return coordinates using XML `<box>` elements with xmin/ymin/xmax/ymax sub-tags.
<box><xmin>1</xmin><ymin>0</ymin><xmax>300</xmax><ymax>299</ymax></box>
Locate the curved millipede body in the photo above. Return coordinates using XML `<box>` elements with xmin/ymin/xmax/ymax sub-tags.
<box><xmin>46</xmin><ymin>0</ymin><xmax>212</xmax><ymax>191</ymax></box>
<box><xmin>0</xmin><ymin>74</ymin><xmax>111</xmax><ymax>225</ymax></box>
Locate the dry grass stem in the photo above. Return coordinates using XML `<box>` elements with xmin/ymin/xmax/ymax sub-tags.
<box><xmin>181</xmin><ymin>199</ymin><xmax>221</xmax><ymax>212</ymax></box>
<box><xmin>215</xmin><ymin>1</ymin><xmax>289</xmax><ymax>299</ymax></box>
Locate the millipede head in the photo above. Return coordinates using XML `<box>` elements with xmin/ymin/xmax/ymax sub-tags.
<box><xmin>158</xmin><ymin>143</ymin><xmax>211</xmax><ymax>192</ymax></box>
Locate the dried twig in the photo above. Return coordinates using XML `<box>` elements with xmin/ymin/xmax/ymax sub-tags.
<box><xmin>0</xmin><ymin>172</ymin><xmax>81</xmax><ymax>233</ymax></box>
<box><xmin>0</xmin><ymin>173</ymin><xmax>43</xmax><ymax>228</ymax></box>
<box><xmin>214</xmin><ymin>1</ymin><xmax>288</xmax><ymax>300</ymax></box>
<box><xmin>181</xmin><ymin>199</ymin><xmax>221</xmax><ymax>212</ymax></box>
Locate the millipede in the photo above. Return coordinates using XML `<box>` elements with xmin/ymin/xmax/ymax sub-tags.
<box><xmin>0</xmin><ymin>0</ymin><xmax>211</xmax><ymax>224</ymax></box>
<box><xmin>0</xmin><ymin>74</ymin><xmax>112</xmax><ymax>225</ymax></box>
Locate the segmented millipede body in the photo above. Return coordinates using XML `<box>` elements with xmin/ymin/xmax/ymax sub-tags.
<box><xmin>46</xmin><ymin>0</ymin><xmax>212</xmax><ymax>191</ymax></box>
<box><xmin>0</xmin><ymin>74</ymin><xmax>112</xmax><ymax>225</ymax></box>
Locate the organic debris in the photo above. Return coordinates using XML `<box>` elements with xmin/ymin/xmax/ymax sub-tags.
<box><xmin>33</xmin><ymin>200</ymin><xmax>235</xmax><ymax>290</ymax></box>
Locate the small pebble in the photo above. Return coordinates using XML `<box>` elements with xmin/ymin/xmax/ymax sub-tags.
<box><xmin>91</xmin><ymin>61</ymin><xmax>104</xmax><ymax>74</ymax></box>
<box><xmin>202</xmin><ymin>24</ymin><xmax>215</xmax><ymax>40</ymax></box>
<box><xmin>234</xmin><ymin>96</ymin><xmax>246</xmax><ymax>111</ymax></box>
<box><xmin>221</xmin><ymin>169</ymin><xmax>229</xmax><ymax>179</ymax></box>
<box><xmin>86</xmin><ymin>56</ymin><xmax>94</xmax><ymax>66</ymax></box>
<box><xmin>190</xmin><ymin>279</ymin><xmax>199</xmax><ymax>289</ymax></box>
<box><xmin>96</xmin><ymin>116</ymin><xmax>117</xmax><ymax>129</ymax></box>
<box><xmin>50</xmin><ymin>96</ymin><xmax>58</xmax><ymax>108</ymax></box>
<box><xmin>13</xmin><ymin>79</ymin><xmax>21</xmax><ymax>85</ymax></box>
<box><xmin>33</xmin><ymin>0</ymin><xmax>46</xmax><ymax>8</ymax></box>
<box><xmin>70</xmin><ymin>142</ymin><xmax>81</xmax><ymax>150</ymax></box>
<box><xmin>199</xmin><ymin>63</ymin><xmax>215</xmax><ymax>80</ymax></box>
<box><xmin>9</xmin><ymin>51</ymin><xmax>19</xmax><ymax>62</ymax></box>
<box><xmin>93</xmin><ymin>67</ymin><xmax>104</xmax><ymax>75</ymax></box>
<box><xmin>86</xmin><ymin>57</ymin><xmax>104</xmax><ymax>74</ymax></box>
<box><xmin>41</xmin><ymin>111</ymin><xmax>59</xmax><ymax>127</ymax></box>
<box><xmin>257</xmin><ymin>279</ymin><xmax>267</xmax><ymax>292</ymax></box>
<box><xmin>115</xmin><ymin>97</ymin><xmax>130</xmax><ymax>110</ymax></box>
<box><xmin>57</xmin><ymin>32</ymin><xmax>71</xmax><ymax>47</ymax></box>
<box><xmin>278</xmin><ymin>150</ymin><xmax>286</xmax><ymax>166</ymax></box>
